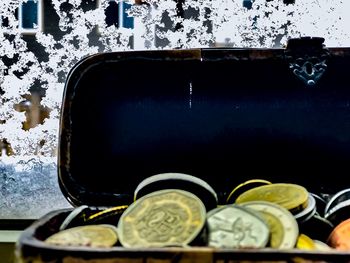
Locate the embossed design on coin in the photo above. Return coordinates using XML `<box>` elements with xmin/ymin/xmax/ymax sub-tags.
<box><xmin>45</xmin><ymin>225</ymin><xmax>118</xmax><ymax>248</ymax></box>
<box><xmin>235</xmin><ymin>183</ymin><xmax>308</xmax><ymax>213</ymax></box>
<box><xmin>207</xmin><ymin>205</ymin><xmax>269</xmax><ymax>248</ymax></box>
<box><xmin>240</xmin><ymin>201</ymin><xmax>299</xmax><ymax>249</ymax></box>
<box><xmin>118</xmin><ymin>189</ymin><xmax>206</xmax><ymax>248</ymax></box>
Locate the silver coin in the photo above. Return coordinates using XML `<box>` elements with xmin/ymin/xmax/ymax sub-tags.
<box><xmin>207</xmin><ymin>205</ymin><xmax>269</xmax><ymax>248</ymax></box>
<box><xmin>324</xmin><ymin>188</ymin><xmax>350</xmax><ymax>215</ymax></box>
<box><xmin>59</xmin><ymin>205</ymin><xmax>89</xmax><ymax>231</ymax></box>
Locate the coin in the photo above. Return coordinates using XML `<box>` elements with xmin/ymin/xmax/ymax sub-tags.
<box><xmin>235</xmin><ymin>183</ymin><xmax>309</xmax><ymax>213</ymax></box>
<box><xmin>118</xmin><ymin>189</ymin><xmax>206</xmax><ymax>248</ymax></box>
<box><xmin>59</xmin><ymin>205</ymin><xmax>90</xmax><ymax>231</ymax></box>
<box><xmin>207</xmin><ymin>205</ymin><xmax>269</xmax><ymax>248</ymax></box>
<box><xmin>313</xmin><ymin>240</ymin><xmax>332</xmax><ymax>251</ymax></box>
<box><xmin>294</xmin><ymin>194</ymin><xmax>316</xmax><ymax>224</ymax></box>
<box><xmin>327</xmin><ymin>218</ymin><xmax>350</xmax><ymax>250</ymax></box>
<box><xmin>324</xmin><ymin>188</ymin><xmax>350</xmax><ymax>216</ymax></box>
<box><xmin>240</xmin><ymin>201</ymin><xmax>298</xmax><ymax>249</ymax></box>
<box><xmin>296</xmin><ymin>234</ymin><xmax>315</xmax><ymax>250</ymax></box>
<box><xmin>45</xmin><ymin>225</ymin><xmax>118</xmax><ymax>247</ymax></box>
<box><xmin>325</xmin><ymin>199</ymin><xmax>350</xmax><ymax>227</ymax></box>
<box><xmin>134</xmin><ymin>173</ymin><xmax>218</xmax><ymax>211</ymax></box>
<box><xmin>310</xmin><ymin>193</ymin><xmax>327</xmax><ymax>217</ymax></box>
<box><xmin>85</xmin><ymin>205</ymin><xmax>128</xmax><ymax>225</ymax></box>
<box><xmin>226</xmin><ymin>179</ymin><xmax>272</xmax><ymax>204</ymax></box>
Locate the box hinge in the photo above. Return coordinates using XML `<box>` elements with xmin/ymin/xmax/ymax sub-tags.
<box><xmin>285</xmin><ymin>37</ymin><xmax>330</xmax><ymax>86</ymax></box>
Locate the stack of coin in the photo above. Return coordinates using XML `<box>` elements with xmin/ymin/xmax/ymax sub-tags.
<box><xmin>206</xmin><ymin>204</ymin><xmax>270</xmax><ymax>248</ymax></box>
<box><xmin>118</xmin><ymin>189</ymin><xmax>206</xmax><ymax>248</ymax></box>
<box><xmin>240</xmin><ymin>201</ymin><xmax>299</xmax><ymax>249</ymax></box>
<box><xmin>45</xmin><ymin>225</ymin><xmax>118</xmax><ymax>248</ymax></box>
<box><xmin>134</xmin><ymin>173</ymin><xmax>218</xmax><ymax>212</ymax></box>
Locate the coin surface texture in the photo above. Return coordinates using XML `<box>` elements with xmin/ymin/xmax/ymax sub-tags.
<box><xmin>240</xmin><ymin>201</ymin><xmax>298</xmax><ymax>249</ymax></box>
<box><xmin>207</xmin><ymin>205</ymin><xmax>269</xmax><ymax>248</ymax></box>
<box><xmin>45</xmin><ymin>225</ymin><xmax>118</xmax><ymax>247</ymax></box>
<box><xmin>118</xmin><ymin>189</ymin><xmax>206</xmax><ymax>248</ymax></box>
<box><xmin>235</xmin><ymin>183</ymin><xmax>308</xmax><ymax>213</ymax></box>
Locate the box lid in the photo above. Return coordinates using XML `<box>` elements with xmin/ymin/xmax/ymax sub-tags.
<box><xmin>58</xmin><ymin>38</ymin><xmax>350</xmax><ymax>207</ymax></box>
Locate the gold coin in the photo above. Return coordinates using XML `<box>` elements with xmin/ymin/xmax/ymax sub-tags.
<box><xmin>296</xmin><ymin>234</ymin><xmax>316</xmax><ymax>250</ymax></box>
<box><xmin>226</xmin><ymin>179</ymin><xmax>272</xmax><ymax>204</ymax></box>
<box><xmin>240</xmin><ymin>201</ymin><xmax>299</xmax><ymax>249</ymax></box>
<box><xmin>235</xmin><ymin>183</ymin><xmax>308</xmax><ymax>213</ymax></box>
<box><xmin>118</xmin><ymin>189</ymin><xmax>206</xmax><ymax>248</ymax></box>
<box><xmin>45</xmin><ymin>225</ymin><xmax>118</xmax><ymax>248</ymax></box>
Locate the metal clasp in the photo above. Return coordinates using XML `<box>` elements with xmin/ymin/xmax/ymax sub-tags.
<box><xmin>285</xmin><ymin>37</ymin><xmax>330</xmax><ymax>86</ymax></box>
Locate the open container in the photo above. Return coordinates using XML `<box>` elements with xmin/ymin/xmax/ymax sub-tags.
<box><xmin>16</xmin><ymin>37</ymin><xmax>350</xmax><ymax>262</ymax></box>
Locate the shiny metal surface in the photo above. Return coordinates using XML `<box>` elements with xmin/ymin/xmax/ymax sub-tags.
<box><xmin>207</xmin><ymin>204</ymin><xmax>269</xmax><ymax>248</ymax></box>
<box><xmin>118</xmin><ymin>189</ymin><xmax>206</xmax><ymax>248</ymax></box>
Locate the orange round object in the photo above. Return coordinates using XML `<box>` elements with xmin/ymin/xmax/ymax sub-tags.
<box><xmin>327</xmin><ymin>218</ymin><xmax>350</xmax><ymax>250</ymax></box>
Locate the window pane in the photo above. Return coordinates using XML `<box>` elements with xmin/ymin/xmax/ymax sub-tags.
<box><xmin>122</xmin><ymin>2</ymin><xmax>134</xmax><ymax>29</ymax></box>
<box><xmin>105</xmin><ymin>1</ymin><xmax>119</xmax><ymax>27</ymax></box>
<box><xmin>21</xmin><ymin>0</ymin><xmax>38</xmax><ymax>29</ymax></box>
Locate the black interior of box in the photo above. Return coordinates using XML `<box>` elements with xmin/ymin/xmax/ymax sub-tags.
<box><xmin>59</xmin><ymin>50</ymin><xmax>350</xmax><ymax>207</ymax></box>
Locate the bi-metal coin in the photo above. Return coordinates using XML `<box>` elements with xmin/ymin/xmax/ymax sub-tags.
<box><xmin>45</xmin><ymin>225</ymin><xmax>118</xmax><ymax>248</ymax></box>
<box><xmin>226</xmin><ymin>179</ymin><xmax>272</xmax><ymax>204</ymax></box>
<box><xmin>235</xmin><ymin>183</ymin><xmax>309</xmax><ymax>214</ymax></box>
<box><xmin>206</xmin><ymin>204</ymin><xmax>269</xmax><ymax>249</ymax></box>
<box><xmin>134</xmin><ymin>173</ymin><xmax>218</xmax><ymax>211</ymax></box>
<box><xmin>240</xmin><ymin>201</ymin><xmax>299</xmax><ymax>249</ymax></box>
<box><xmin>118</xmin><ymin>189</ymin><xmax>206</xmax><ymax>248</ymax></box>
